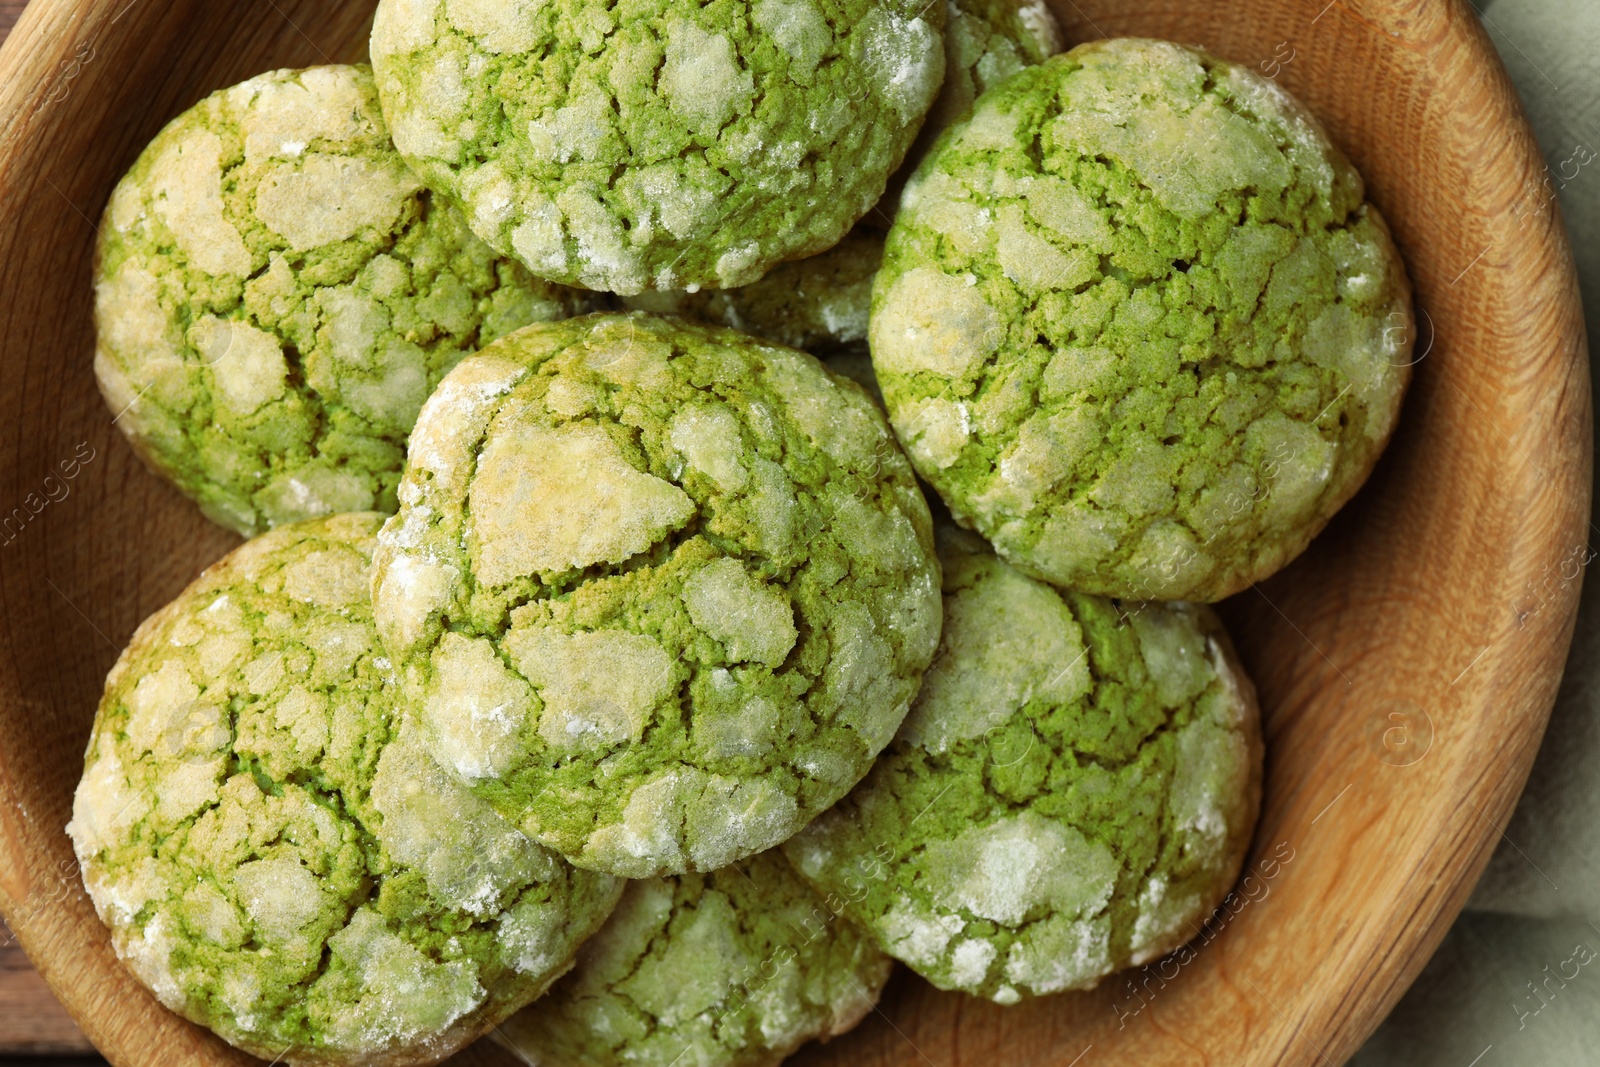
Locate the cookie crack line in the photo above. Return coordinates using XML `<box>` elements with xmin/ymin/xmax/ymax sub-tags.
<box><xmin>372</xmin><ymin>313</ymin><xmax>939</xmax><ymax>876</ymax></box>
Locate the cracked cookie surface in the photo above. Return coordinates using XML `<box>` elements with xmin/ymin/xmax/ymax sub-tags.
<box><xmin>871</xmin><ymin>38</ymin><xmax>1414</xmax><ymax>600</ymax></box>
<box><xmin>94</xmin><ymin>65</ymin><xmax>595</xmax><ymax>538</ymax></box>
<box><xmin>369</xmin><ymin>0</ymin><xmax>945</xmax><ymax>294</ymax></box>
<box><xmin>783</xmin><ymin>526</ymin><xmax>1261</xmax><ymax>1002</ymax></box>
<box><xmin>882</xmin><ymin>0</ymin><xmax>1062</xmax><ymax>211</ymax></box>
<box><xmin>68</xmin><ymin>514</ymin><xmax>620</xmax><ymax>1066</ymax></box>
<box><xmin>495</xmin><ymin>850</ymin><xmax>891</xmax><ymax>1067</ymax></box>
<box><xmin>925</xmin><ymin>0</ymin><xmax>1061</xmax><ymax>143</ymax></box>
<box><xmin>370</xmin><ymin>312</ymin><xmax>942</xmax><ymax>878</ymax></box>
<box><xmin>620</xmin><ymin>226</ymin><xmax>884</xmax><ymax>356</ymax></box>
<box><xmin>616</xmin><ymin>0</ymin><xmax>1062</xmax><ymax>354</ymax></box>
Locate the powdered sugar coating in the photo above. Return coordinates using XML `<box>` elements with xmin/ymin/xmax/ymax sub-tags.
<box><xmin>621</xmin><ymin>227</ymin><xmax>885</xmax><ymax>356</ymax></box>
<box><xmin>920</xmin><ymin>0</ymin><xmax>1062</xmax><ymax>162</ymax></box>
<box><xmin>68</xmin><ymin>515</ymin><xmax>620</xmax><ymax>1065</ymax></box>
<box><xmin>618</xmin><ymin>0</ymin><xmax>1064</xmax><ymax>351</ymax></box>
<box><xmin>873</xmin><ymin>39</ymin><xmax>1413</xmax><ymax>601</ymax></box>
<box><xmin>495</xmin><ymin>851</ymin><xmax>891</xmax><ymax>1067</ymax></box>
<box><xmin>873</xmin><ymin>0</ymin><xmax>1063</xmax><ymax>216</ymax></box>
<box><xmin>371</xmin><ymin>313</ymin><xmax>941</xmax><ymax>878</ymax></box>
<box><xmin>93</xmin><ymin>65</ymin><xmax>596</xmax><ymax>537</ymax></box>
<box><xmin>784</xmin><ymin>527</ymin><xmax>1261</xmax><ymax>1000</ymax></box>
<box><xmin>370</xmin><ymin>0</ymin><xmax>945</xmax><ymax>293</ymax></box>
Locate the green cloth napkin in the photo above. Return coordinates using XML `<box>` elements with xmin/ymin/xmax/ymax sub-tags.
<box><xmin>1354</xmin><ymin>1</ymin><xmax>1600</xmax><ymax>1063</ymax></box>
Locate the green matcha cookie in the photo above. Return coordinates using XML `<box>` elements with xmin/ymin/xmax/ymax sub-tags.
<box><xmin>94</xmin><ymin>65</ymin><xmax>594</xmax><ymax>537</ymax></box>
<box><xmin>784</xmin><ymin>526</ymin><xmax>1262</xmax><ymax>1003</ymax></box>
<box><xmin>68</xmin><ymin>514</ymin><xmax>620</xmax><ymax>1065</ymax></box>
<box><xmin>494</xmin><ymin>851</ymin><xmax>892</xmax><ymax>1067</ymax></box>
<box><xmin>871</xmin><ymin>38</ymin><xmax>1414</xmax><ymax>601</ymax></box>
<box><xmin>823</xmin><ymin>350</ymin><xmax>885</xmax><ymax>410</ymax></box>
<box><xmin>368</xmin><ymin>0</ymin><xmax>945</xmax><ymax>294</ymax></box>
<box><xmin>881</xmin><ymin>0</ymin><xmax>1061</xmax><ymax>210</ymax></box>
<box><xmin>613</xmin><ymin>0</ymin><xmax>1061</xmax><ymax>350</ymax></box>
<box><xmin>370</xmin><ymin>312</ymin><xmax>942</xmax><ymax>878</ymax></box>
<box><xmin>620</xmin><ymin>227</ymin><xmax>883</xmax><ymax>355</ymax></box>
<box><xmin>929</xmin><ymin>0</ymin><xmax>1061</xmax><ymax>138</ymax></box>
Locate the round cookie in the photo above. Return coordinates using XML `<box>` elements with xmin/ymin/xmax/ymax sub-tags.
<box><xmin>370</xmin><ymin>312</ymin><xmax>942</xmax><ymax>879</ymax></box>
<box><xmin>871</xmin><ymin>38</ymin><xmax>1415</xmax><ymax>601</ymax></box>
<box><xmin>614</xmin><ymin>0</ymin><xmax>1061</xmax><ymax>352</ymax></box>
<box><xmin>927</xmin><ymin>0</ymin><xmax>1061</xmax><ymax>139</ymax></box>
<box><xmin>620</xmin><ymin>227</ymin><xmax>883</xmax><ymax>355</ymax></box>
<box><xmin>880</xmin><ymin>0</ymin><xmax>1062</xmax><ymax>210</ymax></box>
<box><xmin>94</xmin><ymin>65</ymin><xmax>595</xmax><ymax>537</ymax></box>
<box><xmin>68</xmin><ymin>514</ymin><xmax>621</xmax><ymax>1065</ymax></box>
<box><xmin>494</xmin><ymin>851</ymin><xmax>892</xmax><ymax>1067</ymax></box>
<box><xmin>823</xmin><ymin>349</ymin><xmax>885</xmax><ymax>410</ymax></box>
<box><xmin>783</xmin><ymin>526</ymin><xmax>1262</xmax><ymax>1003</ymax></box>
<box><xmin>368</xmin><ymin>0</ymin><xmax>946</xmax><ymax>294</ymax></box>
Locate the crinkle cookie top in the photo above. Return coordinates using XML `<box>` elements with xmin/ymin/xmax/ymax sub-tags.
<box><xmin>494</xmin><ymin>850</ymin><xmax>891</xmax><ymax>1067</ymax></box>
<box><xmin>368</xmin><ymin>0</ymin><xmax>945</xmax><ymax>294</ymax></box>
<box><xmin>784</xmin><ymin>527</ymin><xmax>1262</xmax><ymax>1003</ymax></box>
<box><xmin>871</xmin><ymin>38</ymin><xmax>1414</xmax><ymax>601</ymax></box>
<box><xmin>883</xmin><ymin>0</ymin><xmax>1060</xmax><ymax>207</ymax></box>
<box><xmin>621</xmin><ymin>226</ymin><xmax>883</xmax><ymax>354</ymax></box>
<box><xmin>371</xmin><ymin>312</ymin><xmax>942</xmax><ymax>878</ymax></box>
<box><xmin>615</xmin><ymin>0</ymin><xmax>1062</xmax><ymax>351</ymax></box>
<box><xmin>67</xmin><ymin>514</ymin><xmax>620</xmax><ymax>1067</ymax></box>
<box><xmin>94</xmin><ymin>65</ymin><xmax>594</xmax><ymax>538</ymax></box>
<box><xmin>821</xmin><ymin>350</ymin><xmax>885</xmax><ymax>410</ymax></box>
<box><xmin>933</xmin><ymin>0</ymin><xmax>1061</xmax><ymax>130</ymax></box>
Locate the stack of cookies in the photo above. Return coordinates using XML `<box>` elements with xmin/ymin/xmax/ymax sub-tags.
<box><xmin>73</xmin><ymin>1</ymin><xmax>1413</xmax><ymax>1063</ymax></box>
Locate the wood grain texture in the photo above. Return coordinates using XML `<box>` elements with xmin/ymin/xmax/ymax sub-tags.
<box><xmin>0</xmin><ymin>0</ymin><xmax>99</xmax><ymax>1044</ymax></box>
<box><xmin>0</xmin><ymin>8</ymin><xmax>103</xmax><ymax>1061</ymax></box>
<box><xmin>0</xmin><ymin>1</ymin><xmax>1587</xmax><ymax>1066</ymax></box>
<box><xmin>0</xmin><ymin>2</ymin><xmax>25</xmax><ymax>42</ymax></box>
<box><xmin>2</xmin><ymin>917</ymin><xmax>95</xmax><ymax>1054</ymax></box>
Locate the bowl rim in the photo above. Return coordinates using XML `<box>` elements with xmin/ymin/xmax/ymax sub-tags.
<box><xmin>0</xmin><ymin>0</ymin><xmax>1589</xmax><ymax>1064</ymax></box>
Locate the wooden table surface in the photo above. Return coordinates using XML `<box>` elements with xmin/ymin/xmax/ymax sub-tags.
<box><xmin>3</xmin><ymin>915</ymin><xmax>95</xmax><ymax>1057</ymax></box>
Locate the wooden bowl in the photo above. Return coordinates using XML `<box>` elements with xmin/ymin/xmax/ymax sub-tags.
<box><xmin>0</xmin><ymin>0</ymin><xmax>1588</xmax><ymax>1064</ymax></box>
